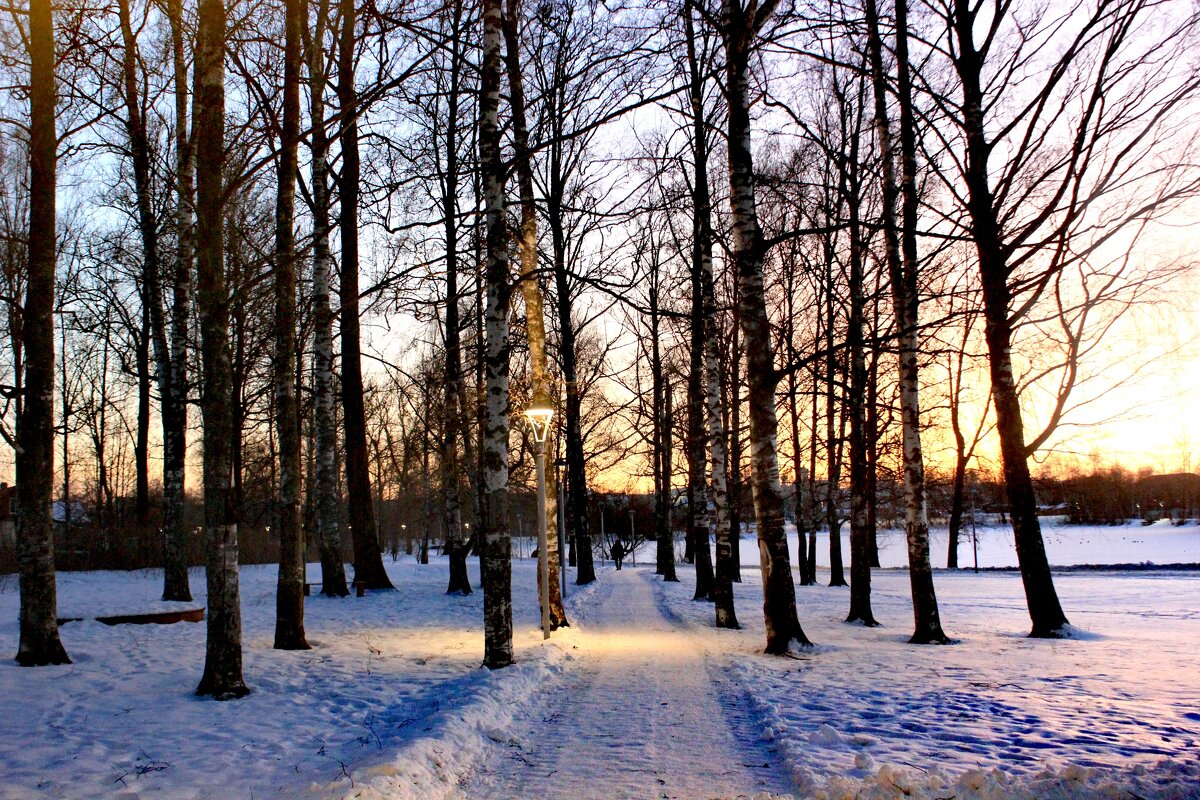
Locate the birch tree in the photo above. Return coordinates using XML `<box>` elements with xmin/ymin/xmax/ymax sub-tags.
<box><xmin>718</xmin><ymin>0</ymin><xmax>810</xmax><ymax>653</ymax></box>
<box><xmin>308</xmin><ymin>0</ymin><xmax>349</xmax><ymax>597</ymax></box>
<box><xmin>864</xmin><ymin>0</ymin><xmax>946</xmax><ymax>644</ymax></box>
<box><xmin>480</xmin><ymin>0</ymin><xmax>515</xmax><ymax>669</ymax></box>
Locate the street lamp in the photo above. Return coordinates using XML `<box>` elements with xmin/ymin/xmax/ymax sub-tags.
<box><xmin>524</xmin><ymin>393</ymin><xmax>554</xmax><ymax>641</ymax></box>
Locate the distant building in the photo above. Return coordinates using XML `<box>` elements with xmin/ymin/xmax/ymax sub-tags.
<box><xmin>0</xmin><ymin>483</ymin><xmax>15</xmax><ymax>548</ymax></box>
<box><xmin>52</xmin><ymin>500</ymin><xmax>89</xmax><ymax>526</ymax></box>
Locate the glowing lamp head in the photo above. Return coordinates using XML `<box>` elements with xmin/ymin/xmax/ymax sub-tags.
<box><xmin>524</xmin><ymin>394</ymin><xmax>555</xmax><ymax>444</ymax></box>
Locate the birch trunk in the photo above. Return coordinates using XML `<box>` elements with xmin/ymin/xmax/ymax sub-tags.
<box><xmin>272</xmin><ymin>0</ymin><xmax>308</xmax><ymax>650</ymax></box>
<box><xmin>162</xmin><ymin>0</ymin><xmax>193</xmax><ymax>602</ymax></box>
<box><xmin>337</xmin><ymin>0</ymin><xmax>392</xmax><ymax>590</ymax></box>
<box><xmin>480</xmin><ymin>0</ymin><xmax>514</xmax><ymax>668</ymax></box>
<box><xmin>16</xmin><ymin>0</ymin><xmax>69</xmax><ymax>666</ymax></box>
<box><xmin>194</xmin><ymin>0</ymin><xmax>248</xmax><ymax>698</ymax></box>
<box><xmin>307</xmin><ymin>0</ymin><xmax>348</xmax><ymax>597</ymax></box>
<box><xmin>863</xmin><ymin>0</ymin><xmax>947</xmax><ymax>641</ymax></box>
<box><xmin>721</xmin><ymin>1</ymin><xmax>809</xmax><ymax>653</ymax></box>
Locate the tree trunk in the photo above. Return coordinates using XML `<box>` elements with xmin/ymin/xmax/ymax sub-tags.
<box><xmin>947</xmin><ymin>452</ymin><xmax>966</xmax><ymax>568</ymax></box>
<box><xmin>806</xmin><ymin>365</ymin><xmax>819</xmax><ymax>584</ymax></box>
<box><xmin>162</xmin><ymin>0</ymin><xmax>193</xmax><ymax>602</ymax></box>
<box><xmin>308</xmin><ymin>0</ymin><xmax>349</xmax><ymax>598</ymax></box>
<box><xmin>651</xmin><ymin>272</ymin><xmax>677</xmax><ymax>581</ymax></box>
<box><xmin>824</xmin><ymin>235</ymin><xmax>846</xmax><ymax>588</ymax></box>
<box><xmin>16</xmin><ymin>0</ymin><xmax>69</xmax><ymax>667</ymax></box>
<box><xmin>866</xmin><ymin>295</ymin><xmax>881</xmax><ymax>570</ymax></box>
<box><xmin>117</xmin><ymin>0</ymin><xmax>159</xmax><ymax>532</ymax></box>
<box><xmin>502</xmin><ymin>0</ymin><xmax>569</xmax><ymax>619</ymax></box>
<box><xmin>683</xmin><ymin>0</ymin><xmax>714</xmax><ymax>603</ymax></box>
<box><xmin>722</xmin><ymin>6</ymin><xmax>809</xmax><ymax>653</ymax></box>
<box><xmin>337</xmin><ymin>0</ymin><xmax>392</xmax><ymax>590</ymax></box>
<box><xmin>864</xmin><ymin>0</ymin><xmax>945</xmax><ymax>642</ymax></box>
<box><xmin>783</xmin><ymin>244</ymin><xmax>809</xmax><ymax>586</ymax></box>
<box><xmin>193</xmin><ymin>0</ymin><xmax>248</xmax><ymax>698</ymax></box>
<box><xmin>842</xmin><ymin>104</ymin><xmax>876</xmax><ymax>627</ymax></box>
<box><xmin>786</xmin><ymin>365</ymin><xmax>808</xmax><ymax>584</ymax></box>
<box><xmin>135</xmin><ymin>307</ymin><xmax>151</xmax><ymax>523</ymax></box>
<box><xmin>273</xmin><ymin>0</ymin><xmax>309</xmax><ymax>650</ymax></box>
<box><xmin>443</xmin><ymin>0</ymin><xmax>471</xmax><ymax>597</ymax></box>
<box><xmin>953</xmin><ymin>0</ymin><xmax>1067</xmax><ymax>637</ymax></box>
<box><xmin>480</xmin><ymin>0</ymin><xmax>514</xmax><ymax>668</ymax></box>
<box><xmin>727</xmin><ymin>282</ymin><xmax>742</xmax><ymax>581</ymax></box>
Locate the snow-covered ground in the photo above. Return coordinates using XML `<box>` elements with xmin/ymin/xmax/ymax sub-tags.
<box><xmin>1</xmin><ymin>524</ymin><xmax>1198</xmax><ymax>799</ymax></box>
<box><xmin>0</xmin><ymin>558</ymin><xmax>579</xmax><ymax>800</ymax></box>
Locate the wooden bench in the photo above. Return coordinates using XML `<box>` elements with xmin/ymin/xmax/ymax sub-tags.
<box><xmin>57</xmin><ymin>608</ymin><xmax>204</xmax><ymax>626</ymax></box>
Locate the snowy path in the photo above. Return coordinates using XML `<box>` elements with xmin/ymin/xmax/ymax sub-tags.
<box><xmin>463</xmin><ymin>568</ymin><xmax>792</xmax><ymax>800</ymax></box>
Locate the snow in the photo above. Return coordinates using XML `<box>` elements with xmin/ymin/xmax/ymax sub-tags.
<box><xmin>657</xmin><ymin>563</ymin><xmax>1200</xmax><ymax>799</ymax></box>
<box><xmin>731</xmin><ymin>520</ymin><xmax>1200</xmax><ymax>570</ymax></box>
<box><xmin>1</xmin><ymin>524</ymin><xmax>1198</xmax><ymax>799</ymax></box>
<box><xmin>0</xmin><ymin>558</ymin><xmax>575</xmax><ymax>800</ymax></box>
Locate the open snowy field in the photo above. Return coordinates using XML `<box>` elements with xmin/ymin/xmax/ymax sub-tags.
<box><xmin>733</xmin><ymin>520</ymin><xmax>1200</xmax><ymax>571</ymax></box>
<box><xmin>1</xmin><ymin>524</ymin><xmax>1199</xmax><ymax>799</ymax></box>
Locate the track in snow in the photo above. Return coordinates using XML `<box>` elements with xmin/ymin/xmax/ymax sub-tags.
<box><xmin>463</xmin><ymin>568</ymin><xmax>793</xmax><ymax>800</ymax></box>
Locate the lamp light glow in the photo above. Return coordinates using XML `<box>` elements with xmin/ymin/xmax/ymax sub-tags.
<box><xmin>523</xmin><ymin>395</ymin><xmax>555</xmax><ymax>444</ymax></box>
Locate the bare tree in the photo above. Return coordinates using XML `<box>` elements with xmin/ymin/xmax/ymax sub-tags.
<box><xmin>194</xmin><ymin>0</ymin><xmax>248</xmax><ymax>698</ymax></box>
<box><xmin>15</xmin><ymin>0</ymin><xmax>70</xmax><ymax>666</ymax></box>
<box><xmin>936</xmin><ymin>0</ymin><xmax>1200</xmax><ymax>635</ymax></box>
<box><xmin>337</xmin><ymin>0</ymin><xmax>392</xmax><ymax>591</ymax></box>
<box><xmin>161</xmin><ymin>0</ymin><xmax>194</xmax><ymax>603</ymax></box>
<box><xmin>683</xmin><ymin>0</ymin><xmax>716</xmax><ymax>604</ymax></box>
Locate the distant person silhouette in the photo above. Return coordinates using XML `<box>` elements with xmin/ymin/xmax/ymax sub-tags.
<box><xmin>611</xmin><ymin>539</ymin><xmax>625</xmax><ymax>570</ymax></box>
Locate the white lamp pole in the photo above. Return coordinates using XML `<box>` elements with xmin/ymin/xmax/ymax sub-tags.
<box><xmin>557</xmin><ymin>465</ymin><xmax>567</xmax><ymax>599</ymax></box>
<box><xmin>524</xmin><ymin>397</ymin><xmax>554</xmax><ymax>641</ymax></box>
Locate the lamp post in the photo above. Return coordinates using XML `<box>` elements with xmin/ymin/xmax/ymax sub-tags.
<box><xmin>524</xmin><ymin>395</ymin><xmax>554</xmax><ymax>641</ymax></box>
<box><xmin>556</xmin><ymin>463</ymin><xmax>567</xmax><ymax>599</ymax></box>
